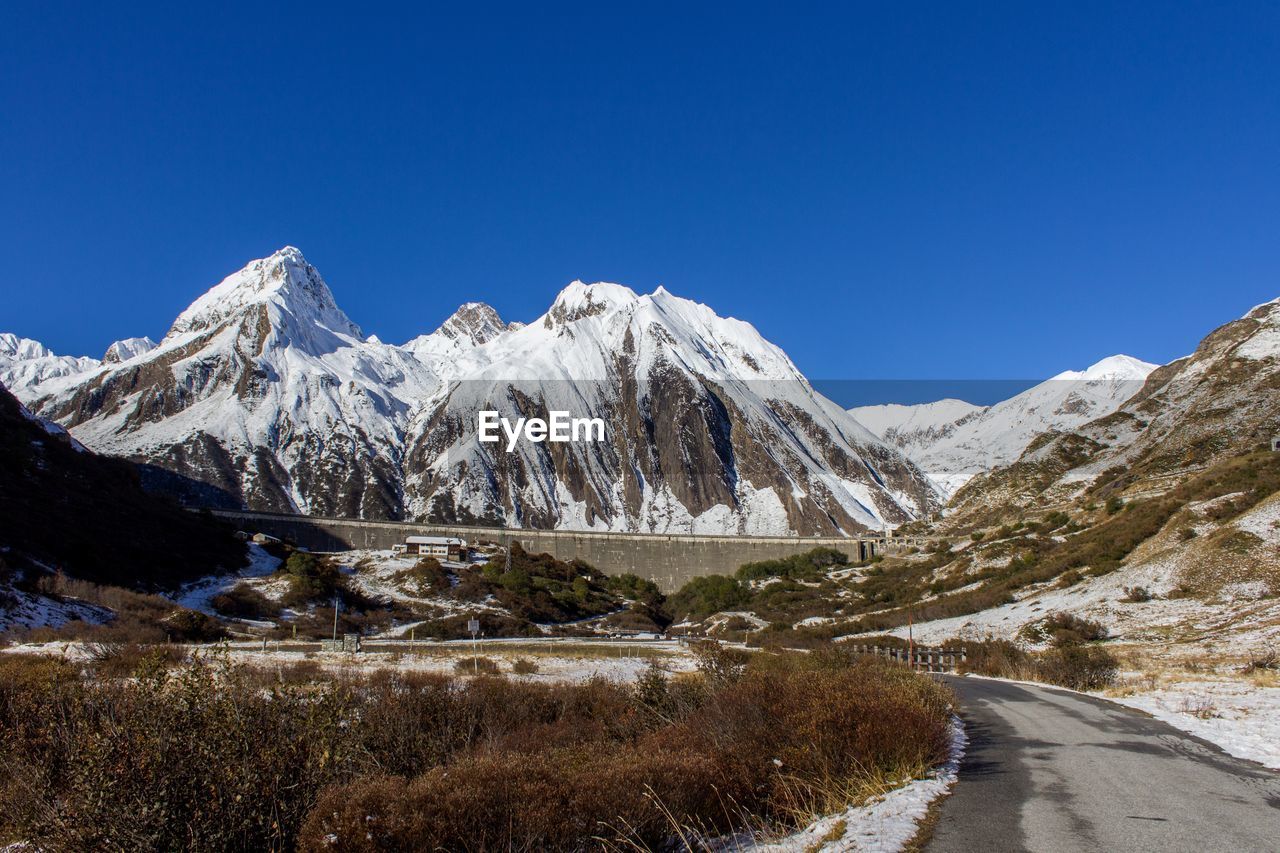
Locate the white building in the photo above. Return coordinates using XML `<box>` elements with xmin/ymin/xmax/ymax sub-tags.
<box><xmin>399</xmin><ymin>536</ymin><xmax>469</xmax><ymax>561</ymax></box>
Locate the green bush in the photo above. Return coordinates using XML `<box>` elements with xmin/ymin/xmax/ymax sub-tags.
<box><xmin>736</xmin><ymin>547</ymin><xmax>850</xmax><ymax>582</ymax></box>
<box><xmin>667</xmin><ymin>574</ymin><xmax>749</xmax><ymax>618</ymax></box>
<box><xmin>280</xmin><ymin>552</ymin><xmax>342</xmax><ymax>605</ymax></box>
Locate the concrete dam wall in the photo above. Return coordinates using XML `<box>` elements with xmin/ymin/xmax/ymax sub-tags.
<box><xmin>210</xmin><ymin>510</ymin><xmax>917</xmax><ymax>591</ymax></box>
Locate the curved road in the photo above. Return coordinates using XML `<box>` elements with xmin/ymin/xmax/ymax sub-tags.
<box><xmin>927</xmin><ymin>675</ymin><xmax>1280</xmax><ymax>852</ymax></box>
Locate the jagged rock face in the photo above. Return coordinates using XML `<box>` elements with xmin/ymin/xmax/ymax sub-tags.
<box><xmin>947</xmin><ymin>298</ymin><xmax>1280</xmax><ymax>524</ymax></box>
<box><xmin>4</xmin><ymin>251</ymin><xmax>941</xmax><ymax>533</ymax></box>
<box><xmin>402</xmin><ymin>282</ymin><xmax>942</xmax><ymax>534</ymax></box>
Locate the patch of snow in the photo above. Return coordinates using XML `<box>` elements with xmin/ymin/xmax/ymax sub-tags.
<box><xmin>1110</xmin><ymin>679</ymin><xmax>1280</xmax><ymax>769</ymax></box>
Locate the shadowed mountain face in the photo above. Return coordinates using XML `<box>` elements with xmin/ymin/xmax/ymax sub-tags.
<box><xmin>0</xmin><ymin>384</ymin><xmax>246</xmax><ymax>589</ymax></box>
<box><xmin>3</xmin><ymin>249</ymin><xmax>941</xmax><ymax>534</ymax></box>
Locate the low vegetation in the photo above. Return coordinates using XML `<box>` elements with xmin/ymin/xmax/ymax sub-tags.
<box><xmin>0</xmin><ymin>643</ymin><xmax>953</xmax><ymax>851</ymax></box>
<box><xmin>956</xmin><ymin>627</ymin><xmax>1120</xmax><ymax>691</ymax></box>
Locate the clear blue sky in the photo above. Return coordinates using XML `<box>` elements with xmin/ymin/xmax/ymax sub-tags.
<box><xmin>3</xmin><ymin>2</ymin><xmax>1278</xmax><ymax>402</ymax></box>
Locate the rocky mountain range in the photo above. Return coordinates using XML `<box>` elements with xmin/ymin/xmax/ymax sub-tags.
<box><xmin>1</xmin><ymin>248</ymin><xmax>942</xmax><ymax>535</ymax></box>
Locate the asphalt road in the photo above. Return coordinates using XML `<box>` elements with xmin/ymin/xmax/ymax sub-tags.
<box><xmin>926</xmin><ymin>675</ymin><xmax>1280</xmax><ymax>853</ymax></box>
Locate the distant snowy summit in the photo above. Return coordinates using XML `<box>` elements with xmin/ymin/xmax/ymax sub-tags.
<box><xmin>0</xmin><ymin>247</ymin><xmax>940</xmax><ymax>535</ymax></box>
<box><xmin>849</xmin><ymin>355</ymin><xmax>1158</xmax><ymax>497</ymax></box>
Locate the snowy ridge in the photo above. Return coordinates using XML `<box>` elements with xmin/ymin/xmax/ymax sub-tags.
<box><xmin>851</xmin><ymin>355</ymin><xmax>1157</xmax><ymax>498</ymax></box>
<box><xmin>103</xmin><ymin>336</ymin><xmax>158</xmax><ymax>364</ymax></box>
<box><xmin>0</xmin><ymin>333</ymin><xmax>100</xmax><ymax>391</ymax></box>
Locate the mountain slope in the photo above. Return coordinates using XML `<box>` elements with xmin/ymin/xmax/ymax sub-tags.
<box><xmin>0</xmin><ymin>383</ymin><xmax>247</xmax><ymax>590</ymax></box>
<box><xmin>851</xmin><ymin>355</ymin><xmax>1157</xmax><ymax>497</ymax></box>
<box><xmin>948</xmin><ymin>298</ymin><xmax>1280</xmax><ymax>524</ymax></box>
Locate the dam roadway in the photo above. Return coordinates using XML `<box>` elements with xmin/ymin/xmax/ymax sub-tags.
<box><xmin>208</xmin><ymin>509</ymin><xmax>917</xmax><ymax>591</ymax></box>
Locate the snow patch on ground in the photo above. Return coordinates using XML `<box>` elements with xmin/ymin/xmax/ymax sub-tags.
<box><xmin>1108</xmin><ymin>678</ymin><xmax>1280</xmax><ymax>769</ymax></box>
<box><xmin>171</xmin><ymin>544</ymin><xmax>282</xmax><ymax>613</ymax></box>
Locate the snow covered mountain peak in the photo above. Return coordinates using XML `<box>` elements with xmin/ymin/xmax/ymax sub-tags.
<box><xmin>0</xmin><ymin>333</ymin><xmax>53</xmax><ymax>361</ymax></box>
<box><xmin>1051</xmin><ymin>354</ymin><xmax>1156</xmax><ymax>382</ymax></box>
<box><xmin>852</xmin><ymin>355</ymin><xmax>1159</xmax><ymax>498</ymax></box>
<box><xmin>436</xmin><ymin>302</ymin><xmax>511</xmax><ymax>346</ymax></box>
<box><xmin>103</xmin><ymin>336</ymin><xmax>158</xmax><ymax>364</ymax></box>
<box><xmin>0</xmin><ymin>333</ymin><xmax>100</xmax><ymax>391</ymax></box>
<box><xmin>403</xmin><ymin>301</ymin><xmax>516</xmax><ymax>364</ymax></box>
<box><xmin>545</xmin><ymin>280</ymin><xmax>640</xmax><ymax>326</ymax></box>
<box><xmin>166</xmin><ymin>246</ymin><xmax>361</xmax><ymax>341</ymax></box>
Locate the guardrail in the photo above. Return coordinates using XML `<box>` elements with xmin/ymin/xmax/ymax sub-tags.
<box><xmin>852</xmin><ymin>644</ymin><xmax>966</xmax><ymax>673</ymax></box>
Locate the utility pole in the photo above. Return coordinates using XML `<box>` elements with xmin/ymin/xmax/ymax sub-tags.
<box><xmin>332</xmin><ymin>596</ymin><xmax>340</xmax><ymax>648</ymax></box>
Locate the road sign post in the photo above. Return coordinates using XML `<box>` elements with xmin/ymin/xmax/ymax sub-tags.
<box><xmin>468</xmin><ymin>618</ymin><xmax>480</xmax><ymax>674</ymax></box>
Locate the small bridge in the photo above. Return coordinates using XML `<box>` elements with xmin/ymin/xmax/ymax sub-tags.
<box><xmin>209</xmin><ymin>509</ymin><xmax>922</xmax><ymax>591</ymax></box>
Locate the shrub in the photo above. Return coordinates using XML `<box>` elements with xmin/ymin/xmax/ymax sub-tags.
<box><xmin>163</xmin><ymin>608</ymin><xmax>226</xmax><ymax>642</ymax></box>
<box><xmin>1121</xmin><ymin>586</ymin><xmax>1153</xmax><ymax>603</ymax></box>
<box><xmin>1037</xmin><ymin>645</ymin><xmax>1119</xmax><ymax>690</ymax></box>
<box><xmin>210</xmin><ymin>582</ymin><xmax>278</xmax><ymax>619</ymax></box>
<box><xmin>667</xmin><ymin>574</ymin><xmax>749</xmax><ymax>619</ymax></box>
<box><xmin>736</xmin><ymin>547</ymin><xmax>850</xmax><ymax>582</ymax></box>
<box><xmin>279</xmin><ymin>552</ymin><xmax>342</xmax><ymax>605</ymax></box>
<box><xmin>511</xmin><ymin>658</ymin><xmax>539</xmax><ymax>675</ymax></box>
<box><xmin>1019</xmin><ymin>612</ymin><xmax>1108</xmax><ymax>647</ymax></box>
<box><xmin>85</xmin><ymin>642</ymin><xmax>186</xmax><ymax>678</ymax></box>
<box><xmin>690</xmin><ymin>640</ymin><xmax>750</xmax><ymax>685</ymax></box>
<box><xmin>955</xmin><ymin>638</ymin><xmax>1033</xmax><ymax>679</ymax></box>
<box><xmin>394</xmin><ymin>557</ymin><xmax>450</xmax><ymax>596</ymax></box>
<box><xmin>453</xmin><ymin>656</ymin><xmax>500</xmax><ymax>675</ymax></box>
<box><xmin>0</xmin><ymin>652</ymin><xmax>350</xmax><ymax>852</ymax></box>
<box><xmin>299</xmin><ymin>655</ymin><xmax>952</xmax><ymax>852</ymax></box>
<box><xmin>1242</xmin><ymin>649</ymin><xmax>1278</xmax><ymax>673</ymax></box>
<box><xmin>1057</xmin><ymin>569</ymin><xmax>1083</xmax><ymax>588</ymax></box>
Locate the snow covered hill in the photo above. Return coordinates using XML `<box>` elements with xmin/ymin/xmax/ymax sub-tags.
<box><xmin>850</xmin><ymin>355</ymin><xmax>1157</xmax><ymax>497</ymax></box>
<box><xmin>3</xmin><ymin>247</ymin><xmax>940</xmax><ymax>534</ymax></box>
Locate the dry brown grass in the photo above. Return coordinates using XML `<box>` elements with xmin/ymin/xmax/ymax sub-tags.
<box><xmin>0</xmin><ymin>644</ymin><xmax>953</xmax><ymax>852</ymax></box>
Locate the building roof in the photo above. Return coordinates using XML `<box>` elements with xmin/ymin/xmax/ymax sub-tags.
<box><xmin>405</xmin><ymin>536</ymin><xmax>467</xmax><ymax>546</ymax></box>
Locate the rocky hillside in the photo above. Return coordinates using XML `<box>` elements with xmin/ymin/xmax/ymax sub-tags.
<box><xmin>3</xmin><ymin>248</ymin><xmax>941</xmax><ymax>534</ymax></box>
<box><xmin>824</xmin><ymin>297</ymin><xmax>1280</xmax><ymax>650</ymax></box>
<box><xmin>947</xmin><ymin>298</ymin><xmax>1280</xmax><ymax>528</ymax></box>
